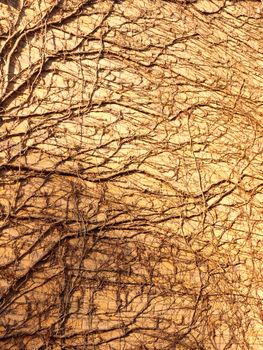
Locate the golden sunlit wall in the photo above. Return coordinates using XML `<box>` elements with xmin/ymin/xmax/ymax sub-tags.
<box><xmin>0</xmin><ymin>0</ymin><xmax>262</xmax><ymax>349</ymax></box>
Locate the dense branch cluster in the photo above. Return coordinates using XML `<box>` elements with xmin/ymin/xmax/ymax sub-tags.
<box><xmin>0</xmin><ymin>0</ymin><xmax>262</xmax><ymax>349</ymax></box>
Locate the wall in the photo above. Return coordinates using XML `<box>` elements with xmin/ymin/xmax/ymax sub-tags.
<box><xmin>0</xmin><ymin>0</ymin><xmax>262</xmax><ymax>349</ymax></box>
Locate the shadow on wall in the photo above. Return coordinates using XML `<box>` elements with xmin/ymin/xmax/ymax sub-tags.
<box><xmin>0</xmin><ymin>0</ymin><xmax>19</xmax><ymax>9</ymax></box>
